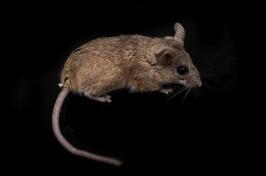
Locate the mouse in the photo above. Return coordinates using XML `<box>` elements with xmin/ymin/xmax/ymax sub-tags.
<box><xmin>52</xmin><ymin>22</ymin><xmax>202</xmax><ymax>166</ymax></box>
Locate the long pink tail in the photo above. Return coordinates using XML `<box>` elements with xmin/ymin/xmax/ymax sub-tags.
<box><xmin>52</xmin><ymin>87</ymin><xmax>122</xmax><ymax>166</ymax></box>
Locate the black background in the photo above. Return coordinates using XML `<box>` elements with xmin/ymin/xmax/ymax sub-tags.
<box><xmin>5</xmin><ymin>0</ymin><xmax>265</xmax><ymax>175</ymax></box>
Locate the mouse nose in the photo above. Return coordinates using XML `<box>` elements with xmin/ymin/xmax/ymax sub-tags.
<box><xmin>189</xmin><ymin>77</ymin><xmax>202</xmax><ymax>88</ymax></box>
<box><xmin>196</xmin><ymin>73</ymin><xmax>202</xmax><ymax>87</ymax></box>
<box><xmin>196</xmin><ymin>77</ymin><xmax>202</xmax><ymax>87</ymax></box>
<box><xmin>198</xmin><ymin>81</ymin><xmax>202</xmax><ymax>87</ymax></box>
<box><xmin>192</xmin><ymin>75</ymin><xmax>202</xmax><ymax>87</ymax></box>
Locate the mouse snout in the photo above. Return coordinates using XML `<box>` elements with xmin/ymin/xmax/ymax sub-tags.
<box><xmin>196</xmin><ymin>79</ymin><xmax>202</xmax><ymax>87</ymax></box>
<box><xmin>194</xmin><ymin>75</ymin><xmax>202</xmax><ymax>87</ymax></box>
<box><xmin>187</xmin><ymin>74</ymin><xmax>202</xmax><ymax>88</ymax></box>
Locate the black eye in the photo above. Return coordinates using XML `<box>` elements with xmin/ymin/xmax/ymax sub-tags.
<box><xmin>176</xmin><ymin>65</ymin><xmax>189</xmax><ymax>76</ymax></box>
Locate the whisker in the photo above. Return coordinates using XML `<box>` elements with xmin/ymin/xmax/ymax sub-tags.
<box><xmin>191</xmin><ymin>88</ymin><xmax>195</xmax><ymax>96</ymax></box>
<box><xmin>166</xmin><ymin>86</ymin><xmax>187</xmax><ymax>101</ymax></box>
<box><xmin>202</xmin><ymin>68</ymin><xmax>233</xmax><ymax>78</ymax></box>
<box><xmin>201</xmin><ymin>83</ymin><xmax>214</xmax><ymax>89</ymax></box>
<box><xmin>192</xmin><ymin>88</ymin><xmax>197</xmax><ymax>98</ymax></box>
<box><xmin>193</xmin><ymin>88</ymin><xmax>199</xmax><ymax>99</ymax></box>
<box><xmin>196</xmin><ymin>88</ymin><xmax>199</xmax><ymax>98</ymax></box>
<box><xmin>181</xmin><ymin>88</ymin><xmax>191</xmax><ymax>103</ymax></box>
<box><xmin>200</xmin><ymin>44</ymin><xmax>235</xmax><ymax>70</ymax></box>
<box><xmin>201</xmin><ymin>73</ymin><xmax>217</xmax><ymax>78</ymax></box>
<box><xmin>201</xmin><ymin>57</ymin><xmax>238</xmax><ymax>73</ymax></box>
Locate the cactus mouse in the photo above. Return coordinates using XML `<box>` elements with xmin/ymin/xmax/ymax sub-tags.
<box><xmin>52</xmin><ymin>22</ymin><xmax>202</xmax><ymax>166</ymax></box>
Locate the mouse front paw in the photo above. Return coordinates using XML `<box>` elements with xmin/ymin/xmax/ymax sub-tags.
<box><xmin>159</xmin><ymin>88</ymin><xmax>173</xmax><ymax>95</ymax></box>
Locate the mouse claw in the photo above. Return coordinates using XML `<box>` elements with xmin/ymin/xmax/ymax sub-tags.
<box><xmin>159</xmin><ymin>88</ymin><xmax>173</xmax><ymax>95</ymax></box>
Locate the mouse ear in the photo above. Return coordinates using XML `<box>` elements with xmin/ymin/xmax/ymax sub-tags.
<box><xmin>174</xmin><ymin>23</ymin><xmax>185</xmax><ymax>44</ymax></box>
<box><xmin>156</xmin><ymin>48</ymin><xmax>177</xmax><ymax>65</ymax></box>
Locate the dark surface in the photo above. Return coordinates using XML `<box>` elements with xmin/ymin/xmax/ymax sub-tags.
<box><xmin>5</xmin><ymin>0</ymin><xmax>265</xmax><ymax>175</ymax></box>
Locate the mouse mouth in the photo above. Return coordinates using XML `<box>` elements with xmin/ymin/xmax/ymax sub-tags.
<box><xmin>161</xmin><ymin>83</ymin><xmax>180</xmax><ymax>89</ymax></box>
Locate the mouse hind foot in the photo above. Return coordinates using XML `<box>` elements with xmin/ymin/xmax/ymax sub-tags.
<box><xmin>84</xmin><ymin>92</ymin><xmax>112</xmax><ymax>103</ymax></box>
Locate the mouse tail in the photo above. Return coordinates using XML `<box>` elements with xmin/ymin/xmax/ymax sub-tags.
<box><xmin>52</xmin><ymin>87</ymin><xmax>122</xmax><ymax>166</ymax></box>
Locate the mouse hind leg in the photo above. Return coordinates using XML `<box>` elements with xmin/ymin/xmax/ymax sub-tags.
<box><xmin>78</xmin><ymin>57</ymin><xmax>125</xmax><ymax>103</ymax></box>
<box><xmin>82</xmin><ymin>81</ymin><xmax>114</xmax><ymax>103</ymax></box>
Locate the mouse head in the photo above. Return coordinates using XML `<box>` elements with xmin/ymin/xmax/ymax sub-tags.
<box><xmin>152</xmin><ymin>23</ymin><xmax>202</xmax><ymax>88</ymax></box>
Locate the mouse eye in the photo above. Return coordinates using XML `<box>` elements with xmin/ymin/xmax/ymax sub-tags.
<box><xmin>176</xmin><ymin>65</ymin><xmax>189</xmax><ymax>76</ymax></box>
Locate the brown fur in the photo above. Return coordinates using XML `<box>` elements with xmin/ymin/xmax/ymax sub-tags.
<box><xmin>61</xmin><ymin>24</ymin><xmax>201</xmax><ymax>97</ymax></box>
<box><xmin>52</xmin><ymin>23</ymin><xmax>202</xmax><ymax>166</ymax></box>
